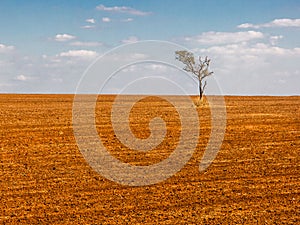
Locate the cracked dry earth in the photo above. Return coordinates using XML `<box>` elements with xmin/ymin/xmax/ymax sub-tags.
<box><xmin>0</xmin><ymin>94</ymin><xmax>299</xmax><ymax>224</ymax></box>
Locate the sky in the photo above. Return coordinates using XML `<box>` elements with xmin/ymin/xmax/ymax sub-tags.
<box><xmin>0</xmin><ymin>0</ymin><xmax>299</xmax><ymax>95</ymax></box>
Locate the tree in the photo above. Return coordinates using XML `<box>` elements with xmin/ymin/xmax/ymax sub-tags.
<box><xmin>175</xmin><ymin>50</ymin><xmax>213</xmax><ymax>101</ymax></box>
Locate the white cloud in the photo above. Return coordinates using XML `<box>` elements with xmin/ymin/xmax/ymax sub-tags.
<box><xmin>0</xmin><ymin>46</ymin><xmax>102</xmax><ymax>93</ymax></box>
<box><xmin>192</xmin><ymin>42</ymin><xmax>300</xmax><ymax>95</ymax></box>
<box><xmin>59</xmin><ymin>50</ymin><xmax>98</xmax><ymax>58</ymax></box>
<box><xmin>184</xmin><ymin>31</ymin><xmax>264</xmax><ymax>45</ymax></box>
<box><xmin>121</xmin><ymin>36</ymin><xmax>139</xmax><ymax>44</ymax></box>
<box><xmin>107</xmin><ymin>53</ymin><xmax>148</xmax><ymax>62</ymax></box>
<box><xmin>198</xmin><ymin>42</ymin><xmax>299</xmax><ymax>57</ymax></box>
<box><xmin>126</xmin><ymin>53</ymin><xmax>148</xmax><ymax>60</ymax></box>
<box><xmin>54</xmin><ymin>34</ymin><xmax>76</xmax><ymax>42</ymax></box>
<box><xmin>15</xmin><ymin>74</ymin><xmax>34</xmax><ymax>81</ymax></box>
<box><xmin>270</xmin><ymin>18</ymin><xmax>300</xmax><ymax>27</ymax></box>
<box><xmin>121</xmin><ymin>64</ymin><xmax>170</xmax><ymax>73</ymax></box>
<box><xmin>237</xmin><ymin>23</ymin><xmax>254</xmax><ymax>29</ymax></box>
<box><xmin>0</xmin><ymin>43</ymin><xmax>15</xmax><ymax>53</ymax></box>
<box><xmin>96</xmin><ymin>4</ymin><xmax>151</xmax><ymax>16</ymax></box>
<box><xmin>86</xmin><ymin>18</ymin><xmax>96</xmax><ymax>24</ymax></box>
<box><xmin>81</xmin><ymin>25</ymin><xmax>95</xmax><ymax>29</ymax></box>
<box><xmin>270</xmin><ymin>35</ymin><xmax>283</xmax><ymax>45</ymax></box>
<box><xmin>144</xmin><ymin>64</ymin><xmax>170</xmax><ymax>72</ymax></box>
<box><xmin>70</xmin><ymin>41</ymin><xmax>103</xmax><ymax>47</ymax></box>
<box><xmin>121</xmin><ymin>18</ymin><xmax>134</xmax><ymax>22</ymax></box>
<box><xmin>238</xmin><ymin>18</ymin><xmax>300</xmax><ymax>29</ymax></box>
<box><xmin>102</xmin><ymin>17</ymin><xmax>111</xmax><ymax>22</ymax></box>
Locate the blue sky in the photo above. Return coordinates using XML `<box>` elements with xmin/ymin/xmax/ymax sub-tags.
<box><xmin>0</xmin><ymin>0</ymin><xmax>299</xmax><ymax>95</ymax></box>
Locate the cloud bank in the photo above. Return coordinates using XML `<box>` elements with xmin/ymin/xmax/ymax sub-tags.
<box><xmin>238</xmin><ymin>18</ymin><xmax>300</xmax><ymax>29</ymax></box>
<box><xmin>183</xmin><ymin>31</ymin><xmax>264</xmax><ymax>45</ymax></box>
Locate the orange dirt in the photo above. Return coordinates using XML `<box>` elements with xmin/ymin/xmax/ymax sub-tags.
<box><xmin>0</xmin><ymin>94</ymin><xmax>299</xmax><ymax>224</ymax></box>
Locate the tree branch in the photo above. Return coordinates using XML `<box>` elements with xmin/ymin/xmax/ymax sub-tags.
<box><xmin>202</xmin><ymin>80</ymin><xmax>207</xmax><ymax>93</ymax></box>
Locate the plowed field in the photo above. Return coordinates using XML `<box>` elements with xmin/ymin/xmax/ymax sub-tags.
<box><xmin>0</xmin><ymin>94</ymin><xmax>299</xmax><ymax>224</ymax></box>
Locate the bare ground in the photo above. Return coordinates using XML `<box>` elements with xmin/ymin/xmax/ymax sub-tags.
<box><xmin>0</xmin><ymin>94</ymin><xmax>299</xmax><ymax>224</ymax></box>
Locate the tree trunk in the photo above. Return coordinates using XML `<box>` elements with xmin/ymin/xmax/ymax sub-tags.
<box><xmin>199</xmin><ymin>80</ymin><xmax>203</xmax><ymax>100</ymax></box>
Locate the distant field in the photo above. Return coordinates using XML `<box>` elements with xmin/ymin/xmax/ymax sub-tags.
<box><xmin>0</xmin><ymin>94</ymin><xmax>299</xmax><ymax>224</ymax></box>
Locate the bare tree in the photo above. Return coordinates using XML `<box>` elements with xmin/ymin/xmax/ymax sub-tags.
<box><xmin>175</xmin><ymin>50</ymin><xmax>213</xmax><ymax>101</ymax></box>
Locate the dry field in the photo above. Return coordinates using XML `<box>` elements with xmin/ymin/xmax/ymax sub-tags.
<box><xmin>0</xmin><ymin>94</ymin><xmax>299</xmax><ymax>224</ymax></box>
